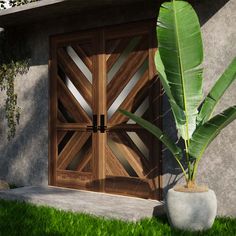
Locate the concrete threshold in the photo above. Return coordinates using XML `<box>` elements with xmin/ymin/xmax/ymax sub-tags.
<box><xmin>0</xmin><ymin>186</ymin><xmax>164</xmax><ymax>221</ymax></box>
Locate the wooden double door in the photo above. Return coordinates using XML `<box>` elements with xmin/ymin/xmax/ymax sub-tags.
<box><xmin>49</xmin><ymin>21</ymin><xmax>162</xmax><ymax>200</ymax></box>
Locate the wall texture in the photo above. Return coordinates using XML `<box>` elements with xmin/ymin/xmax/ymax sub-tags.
<box><xmin>197</xmin><ymin>0</ymin><xmax>236</xmax><ymax>216</ymax></box>
<box><xmin>0</xmin><ymin>2</ymin><xmax>157</xmax><ymax>186</ymax></box>
<box><xmin>0</xmin><ymin>0</ymin><xmax>235</xmax><ymax>216</ymax></box>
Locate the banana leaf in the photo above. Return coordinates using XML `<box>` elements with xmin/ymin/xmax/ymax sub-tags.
<box><xmin>189</xmin><ymin>106</ymin><xmax>236</xmax><ymax>160</ymax></box>
<box><xmin>157</xmin><ymin>1</ymin><xmax>203</xmax><ymax>139</ymax></box>
<box><xmin>155</xmin><ymin>51</ymin><xmax>186</xmax><ymax>136</ymax></box>
<box><xmin>197</xmin><ymin>57</ymin><xmax>236</xmax><ymax>125</ymax></box>
<box><xmin>119</xmin><ymin>109</ymin><xmax>182</xmax><ymax>159</ymax></box>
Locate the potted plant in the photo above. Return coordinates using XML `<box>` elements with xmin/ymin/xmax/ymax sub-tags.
<box><xmin>120</xmin><ymin>0</ymin><xmax>236</xmax><ymax>231</ymax></box>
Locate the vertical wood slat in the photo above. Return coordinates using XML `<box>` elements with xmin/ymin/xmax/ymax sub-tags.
<box><xmin>92</xmin><ymin>30</ymin><xmax>106</xmax><ymax>191</ymax></box>
<box><xmin>49</xmin><ymin>37</ymin><xmax>58</xmax><ymax>186</ymax></box>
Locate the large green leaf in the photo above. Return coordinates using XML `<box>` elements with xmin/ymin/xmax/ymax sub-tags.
<box><xmin>119</xmin><ymin>109</ymin><xmax>182</xmax><ymax>159</ymax></box>
<box><xmin>157</xmin><ymin>1</ymin><xmax>203</xmax><ymax>139</ymax></box>
<box><xmin>155</xmin><ymin>51</ymin><xmax>186</xmax><ymax>136</ymax></box>
<box><xmin>197</xmin><ymin>57</ymin><xmax>236</xmax><ymax>125</ymax></box>
<box><xmin>189</xmin><ymin>106</ymin><xmax>236</xmax><ymax>160</ymax></box>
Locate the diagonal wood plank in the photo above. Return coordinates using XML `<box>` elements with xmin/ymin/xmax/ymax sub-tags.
<box><xmin>106</xmin><ymin>145</ymin><xmax>129</xmax><ymax>177</ymax></box>
<box><xmin>57</xmin><ymin>131</ymin><xmax>67</xmax><ymax>145</ymax></box>
<box><xmin>107</xmin><ymin>37</ymin><xmax>148</xmax><ymax>109</ymax></box>
<box><xmin>58</xmin><ymin>132</ymin><xmax>91</xmax><ymax>170</ymax></box>
<box><xmin>75</xmin><ymin>148</ymin><xmax>92</xmax><ymax>172</ymax></box>
<box><xmin>108</xmin><ymin>132</ymin><xmax>150</xmax><ymax>178</ymax></box>
<box><xmin>106</xmin><ymin>39</ymin><xmax>121</xmax><ymax>61</ymax></box>
<box><xmin>57</xmin><ymin>109</ymin><xmax>67</xmax><ymax>123</ymax></box>
<box><xmin>82</xmin><ymin>160</ymin><xmax>92</xmax><ymax>172</ymax></box>
<box><xmin>109</xmin><ymin>70</ymin><xmax>149</xmax><ymax>124</ymax></box>
<box><xmin>72</xmin><ymin>44</ymin><xmax>93</xmax><ymax>72</ymax></box>
<box><xmin>57</xmin><ymin>48</ymin><xmax>92</xmax><ymax>107</ymax></box>
<box><xmin>119</xmin><ymin>131</ymin><xmax>151</xmax><ymax>175</ymax></box>
<box><xmin>135</xmin><ymin>130</ymin><xmax>151</xmax><ymax>152</ymax></box>
<box><xmin>58</xmin><ymin>77</ymin><xmax>91</xmax><ymax>123</ymax></box>
<box><xmin>106</xmin><ymin>38</ymin><xmax>130</xmax><ymax>72</ymax></box>
<box><xmin>79</xmin><ymin>43</ymin><xmax>93</xmax><ymax>58</ymax></box>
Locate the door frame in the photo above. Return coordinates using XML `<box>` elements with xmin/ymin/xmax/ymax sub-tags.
<box><xmin>48</xmin><ymin>20</ymin><xmax>163</xmax><ymax>200</ymax></box>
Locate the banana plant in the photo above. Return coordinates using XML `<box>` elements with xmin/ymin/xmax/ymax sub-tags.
<box><xmin>120</xmin><ymin>0</ymin><xmax>236</xmax><ymax>188</ymax></box>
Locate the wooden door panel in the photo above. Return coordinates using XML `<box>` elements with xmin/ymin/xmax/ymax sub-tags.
<box><xmin>104</xmin><ymin>24</ymin><xmax>162</xmax><ymax>199</ymax></box>
<box><xmin>57</xmin><ymin>132</ymin><xmax>91</xmax><ymax>170</ymax></box>
<box><xmin>71</xmin><ymin>44</ymin><xmax>93</xmax><ymax>72</ymax></box>
<box><xmin>109</xmin><ymin>70</ymin><xmax>150</xmax><ymax>124</ymax></box>
<box><xmin>57</xmin><ymin>48</ymin><xmax>93</xmax><ymax>107</ymax></box>
<box><xmin>104</xmin><ymin>176</ymin><xmax>151</xmax><ymax>199</ymax></box>
<box><xmin>50</xmin><ymin>21</ymin><xmax>162</xmax><ymax>200</ymax></box>
<box><xmin>107</xmin><ymin>37</ymin><xmax>148</xmax><ymax>109</ymax></box>
<box><xmin>105</xmin><ymin>146</ymin><xmax>129</xmax><ymax>177</ymax></box>
<box><xmin>58</xmin><ymin>78</ymin><xmax>90</xmax><ymax>123</ymax></box>
<box><xmin>106</xmin><ymin>38</ymin><xmax>130</xmax><ymax>72</ymax></box>
<box><xmin>50</xmin><ymin>34</ymin><xmax>96</xmax><ymax>190</ymax></box>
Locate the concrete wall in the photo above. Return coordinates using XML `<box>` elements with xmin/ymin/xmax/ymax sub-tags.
<box><xmin>0</xmin><ymin>0</ymin><xmax>235</xmax><ymax>216</ymax></box>
<box><xmin>197</xmin><ymin>0</ymin><xmax>236</xmax><ymax>216</ymax></box>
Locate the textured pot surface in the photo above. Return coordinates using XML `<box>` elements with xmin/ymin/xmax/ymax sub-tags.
<box><xmin>166</xmin><ymin>188</ymin><xmax>217</xmax><ymax>231</ymax></box>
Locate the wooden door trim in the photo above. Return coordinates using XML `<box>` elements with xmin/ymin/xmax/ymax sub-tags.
<box><xmin>92</xmin><ymin>30</ymin><xmax>106</xmax><ymax>191</ymax></box>
<box><xmin>49</xmin><ymin>36</ymin><xmax>58</xmax><ymax>186</ymax></box>
<box><xmin>148</xmin><ymin>20</ymin><xmax>163</xmax><ymax>199</ymax></box>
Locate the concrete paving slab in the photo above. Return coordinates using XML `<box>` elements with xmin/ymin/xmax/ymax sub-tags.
<box><xmin>0</xmin><ymin>186</ymin><xmax>164</xmax><ymax>221</ymax></box>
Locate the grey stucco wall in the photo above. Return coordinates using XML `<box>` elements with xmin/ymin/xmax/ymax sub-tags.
<box><xmin>0</xmin><ymin>2</ymin><xmax>158</xmax><ymax>186</ymax></box>
<box><xmin>197</xmin><ymin>0</ymin><xmax>236</xmax><ymax>216</ymax></box>
<box><xmin>162</xmin><ymin>0</ymin><xmax>236</xmax><ymax>216</ymax></box>
<box><xmin>0</xmin><ymin>65</ymin><xmax>48</xmax><ymax>186</ymax></box>
<box><xmin>0</xmin><ymin>0</ymin><xmax>235</xmax><ymax>216</ymax></box>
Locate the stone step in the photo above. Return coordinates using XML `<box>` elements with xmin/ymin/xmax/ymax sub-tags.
<box><xmin>0</xmin><ymin>186</ymin><xmax>164</xmax><ymax>221</ymax></box>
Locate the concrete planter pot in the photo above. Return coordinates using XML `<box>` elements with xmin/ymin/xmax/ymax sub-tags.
<box><xmin>166</xmin><ymin>188</ymin><xmax>217</xmax><ymax>231</ymax></box>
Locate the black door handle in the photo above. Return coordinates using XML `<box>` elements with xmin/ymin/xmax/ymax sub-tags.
<box><xmin>87</xmin><ymin>114</ymin><xmax>98</xmax><ymax>132</ymax></box>
<box><xmin>99</xmin><ymin>114</ymin><xmax>107</xmax><ymax>133</ymax></box>
<box><xmin>87</xmin><ymin>114</ymin><xmax>107</xmax><ymax>133</ymax></box>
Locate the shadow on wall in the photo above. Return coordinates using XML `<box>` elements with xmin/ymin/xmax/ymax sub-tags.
<box><xmin>0</xmin><ymin>74</ymin><xmax>48</xmax><ymax>186</ymax></box>
<box><xmin>191</xmin><ymin>0</ymin><xmax>230</xmax><ymax>25</ymax></box>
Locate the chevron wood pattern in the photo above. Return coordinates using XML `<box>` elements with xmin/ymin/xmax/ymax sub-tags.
<box><xmin>49</xmin><ymin>21</ymin><xmax>162</xmax><ymax>200</ymax></box>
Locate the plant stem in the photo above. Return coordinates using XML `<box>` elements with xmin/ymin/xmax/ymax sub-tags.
<box><xmin>174</xmin><ymin>156</ymin><xmax>188</xmax><ymax>182</ymax></box>
<box><xmin>191</xmin><ymin>158</ymin><xmax>201</xmax><ymax>181</ymax></box>
<box><xmin>184</xmin><ymin>139</ymin><xmax>191</xmax><ymax>181</ymax></box>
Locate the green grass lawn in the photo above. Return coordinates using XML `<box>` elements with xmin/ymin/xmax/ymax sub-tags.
<box><xmin>0</xmin><ymin>200</ymin><xmax>235</xmax><ymax>236</ymax></box>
